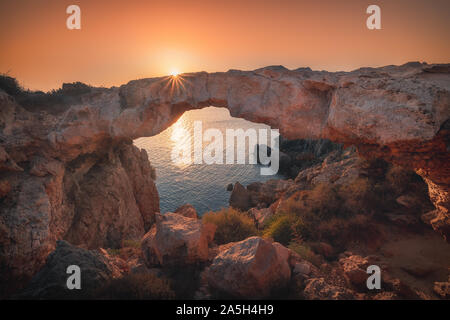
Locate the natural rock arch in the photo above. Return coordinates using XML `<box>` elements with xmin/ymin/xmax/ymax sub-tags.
<box><xmin>0</xmin><ymin>62</ymin><xmax>449</xmax><ymax>287</ymax></box>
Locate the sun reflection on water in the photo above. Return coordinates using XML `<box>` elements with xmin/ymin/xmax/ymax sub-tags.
<box><xmin>170</xmin><ymin>114</ymin><xmax>192</xmax><ymax>168</ymax></box>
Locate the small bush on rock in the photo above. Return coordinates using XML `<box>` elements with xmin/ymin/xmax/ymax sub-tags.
<box><xmin>263</xmin><ymin>215</ymin><xmax>295</xmax><ymax>245</ymax></box>
<box><xmin>202</xmin><ymin>208</ymin><xmax>258</xmax><ymax>244</ymax></box>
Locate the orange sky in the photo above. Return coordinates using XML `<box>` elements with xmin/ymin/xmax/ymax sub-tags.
<box><xmin>1</xmin><ymin>0</ymin><xmax>449</xmax><ymax>91</ymax></box>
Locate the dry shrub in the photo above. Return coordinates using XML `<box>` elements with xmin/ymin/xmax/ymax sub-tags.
<box><xmin>261</xmin><ymin>161</ymin><xmax>431</xmax><ymax>255</ymax></box>
<box><xmin>264</xmin><ymin>180</ymin><xmax>385</xmax><ymax>249</ymax></box>
<box><xmin>307</xmin><ymin>183</ymin><xmax>342</xmax><ymax>219</ymax></box>
<box><xmin>95</xmin><ymin>273</ymin><xmax>175</xmax><ymax>300</ymax></box>
<box><xmin>315</xmin><ymin>214</ymin><xmax>382</xmax><ymax>249</ymax></box>
<box><xmin>202</xmin><ymin>208</ymin><xmax>258</xmax><ymax>245</ymax></box>
<box><xmin>338</xmin><ymin>177</ymin><xmax>377</xmax><ymax>215</ymax></box>
<box><xmin>270</xmin><ymin>183</ymin><xmax>345</xmax><ymax>242</ymax></box>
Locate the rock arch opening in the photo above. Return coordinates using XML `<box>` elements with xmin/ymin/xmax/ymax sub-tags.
<box><xmin>134</xmin><ymin>106</ymin><xmax>286</xmax><ymax>215</ymax></box>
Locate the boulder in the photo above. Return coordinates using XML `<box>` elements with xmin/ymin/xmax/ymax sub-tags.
<box><xmin>229</xmin><ymin>182</ymin><xmax>252</xmax><ymax>211</ymax></box>
<box><xmin>206</xmin><ymin>237</ymin><xmax>291</xmax><ymax>298</ymax></box>
<box><xmin>295</xmin><ymin>151</ymin><xmax>360</xmax><ymax>187</ymax></box>
<box><xmin>293</xmin><ymin>261</ymin><xmax>312</xmax><ymax>276</ymax></box>
<box><xmin>18</xmin><ymin>241</ymin><xmax>120</xmax><ymax>299</ymax></box>
<box><xmin>272</xmin><ymin>242</ymin><xmax>292</xmax><ymax>278</ymax></box>
<box><xmin>174</xmin><ymin>204</ymin><xmax>198</xmax><ymax>219</ymax></box>
<box><xmin>141</xmin><ymin>213</ymin><xmax>215</xmax><ymax>267</ymax></box>
<box><xmin>247</xmin><ymin>207</ymin><xmax>273</xmax><ymax>228</ymax></box>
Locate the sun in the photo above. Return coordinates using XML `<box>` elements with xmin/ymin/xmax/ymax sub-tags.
<box><xmin>163</xmin><ymin>68</ymin><xmax>187</xmax><ymax>96</ymax></box>
<box><xmin>170</xmin><ymin>69</ymin><xmax>180</xmax><ymax>77</ymax></box>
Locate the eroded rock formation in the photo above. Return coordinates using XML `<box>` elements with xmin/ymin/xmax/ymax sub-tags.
<box><xmin>0</xmin><ymin>62</ymin><xmax>449</xmax><ymax>291</ymax></box>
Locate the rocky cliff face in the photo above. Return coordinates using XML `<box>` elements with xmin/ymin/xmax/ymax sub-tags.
<box><xmin>0</xmin><ymin>62</ymin><xmax>449</xmax><ymax>291</ymax></box>
<box><xmin>0</xmin><ymin>90</ymin><xmax>159</xmax><ymax>292</ymax></box>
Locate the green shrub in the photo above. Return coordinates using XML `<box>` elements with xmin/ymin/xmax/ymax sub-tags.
<box><xmin>263</xmin><ymin>215</ymin><xmax>295</xmax><ymax>245</ymax></box>
<box><xmin>202</xmin><ymin>208</ymin><xmax>258</xmax><ymax>245</ymax></box>
<box><xmin>95</xmin><ymin>273</ymin><xmax>175</xmax><ymax>300</ymax></box>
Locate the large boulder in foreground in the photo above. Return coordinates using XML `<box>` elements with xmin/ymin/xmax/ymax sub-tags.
<box><xmin>18</xmin><ymin>240</ymin><xmax>120</xmax><ymax>299</ymax></box>
<box><xmin>141</xmin><ymin>213</ymin><xmax>215</xmax><ymax>267</ymax></box>
<box><xmin>206</xmin><ymin>237</ymin><xmax>291</xmax><ymax>298</ymax></box>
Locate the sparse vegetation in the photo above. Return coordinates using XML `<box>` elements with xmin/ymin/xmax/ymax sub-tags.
<box><xmin>263</xmin><ymin>215</ymin><xmax>296</xmax><ymax>245</ymax></box>
<box><xmin>0</xmin><ymin>74</ymin><xmax>22</xmax><ymax>96</ymax></box>
<box><xmin>0</xmin><ymin>74</ymin><xmax>98</xmax><ymax>114</ymax></box>
<box><xmin>202</xmin><ymin>208</ymin><xmax>258</xmax><ymax>244</ymax></box>
<box><xmin>315</xmin><ymin>215</ymin><xmax>382</xmax><ymax>250</ymax></box>
<box><xmin>260</xmin><ymin>160</ymin><xmax>433</xmax><ymax>255</ymax></box>
<box><xmin>95</xmin><ymin>273</ymin><xmax>175</xmax><ymax>300</ymax></box>
<box><xmin>262</xmin><ymin>177</ymin><xmax>387</xmax><ymax>251</ymax></box>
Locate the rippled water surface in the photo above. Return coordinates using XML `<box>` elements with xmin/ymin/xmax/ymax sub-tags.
<box><xmin>134</xmin><ymin>107</ymin><xmax>282</xmax><ymax>215</ymax></box>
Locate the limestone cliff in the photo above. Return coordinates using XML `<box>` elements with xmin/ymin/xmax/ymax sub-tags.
<box><xmin>0</xmin><ymin>62</ymin><xmax>449</xmax><ymax>289</ymax></box>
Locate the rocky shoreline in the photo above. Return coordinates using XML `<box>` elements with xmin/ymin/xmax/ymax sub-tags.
<box><xmin>14</xmin><ymin>145</ymin><xmax>450</xmax><ymax>300</ymax></box>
